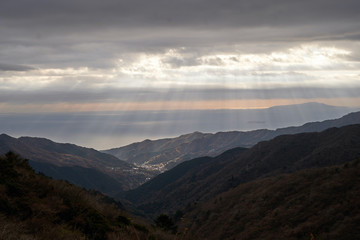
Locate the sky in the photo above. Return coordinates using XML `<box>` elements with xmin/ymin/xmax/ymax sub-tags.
<box><xmin>0</xmin><ymin>0</ymin><xmax>360</xmax><ymax>148</ymax></box>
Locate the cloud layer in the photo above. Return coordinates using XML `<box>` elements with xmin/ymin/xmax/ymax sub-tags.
<box><xmin>0</xmin><ymin>0</ymin><xmax>360</xmax><ymax>112</ymax></box>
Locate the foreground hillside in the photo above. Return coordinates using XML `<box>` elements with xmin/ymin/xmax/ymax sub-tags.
<box><xmin>0</xmin><ymin>152</ymin><xmax>171</xmax><ymax>240</ymax></box>
<box><xmin>121</xmin><ymin>124</ymin><xmax>360</xmax><ymax>217</ymax></box>
<box><xmin>0</xmin><ymin>134</ymin><xmax>158</xmax><ymax>195</ymax></box>
<box><xmin>180</xmin><ymin>160</ymin><xmax>360</xmax><ymax>240</ymax></box>
<box><xmin>104</xmin><ymin>110</ymin><xmax>360</xmax><ymax>171</ymax></box>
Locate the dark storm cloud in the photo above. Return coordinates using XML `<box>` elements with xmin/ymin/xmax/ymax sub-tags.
<box><xmin>0</xmin><ymin>0</ymin><xmax>359</xmax><ymax>46</ymax></box>
<box><xmin>0</xmin><ymin>63</ymin><xmax>35</xmax><ymax>71</ymax></box>
<box><xmin>0</xmin><ymin>0</ymin><xmax>359</xmax><ymax>69</ymax></box>
<box><xmin>1</xmin><ymin>0</ymin><xmax>359</xmax><ymax>29</ymax></box>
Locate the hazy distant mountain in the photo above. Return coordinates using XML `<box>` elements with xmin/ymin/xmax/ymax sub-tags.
<box><xmin>3</xmin><ymin>102</ymin><xmax>355</xmax><ymax>150</ymax></box>
<box><xmin>0</xmin><ymin>134</ymin><xmax>158</xmax><ymax>195</ymax></box>
<box><xmin>120</xmin><ymin>124</ymin><xmax>360</xmax><ymax>217</ymax></box>
<box><xmin>104</xmin><ymin>108</ymin><xmax>360</xmax><ymax>171</ymax></box>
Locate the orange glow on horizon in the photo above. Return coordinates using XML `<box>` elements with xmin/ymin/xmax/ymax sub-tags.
<box><xmin>1</xmin><ymin>97</ymin><xmax>359</xmax><ymax>113</ymax></box>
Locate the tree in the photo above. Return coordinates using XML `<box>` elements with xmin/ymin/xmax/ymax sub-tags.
<box><xmin>155</xmin><ymin>214</ymin><xmax>175</xmax><ymax>232</ymax></box>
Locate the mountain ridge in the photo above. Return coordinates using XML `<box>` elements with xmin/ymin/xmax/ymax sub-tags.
<box><xmin>0</xmin><ymin>134</ymin><xmax>158</xmax><ymax>194</ymax></box>
<box><xmin>104</xmin><ymin>110</ymin><xmax>360</xmax><ymax>171</ymax></box>
<box><xmin>120</xmin><ymin>124</ymin><xmax>360</xmax><ymax>217</ymax></box>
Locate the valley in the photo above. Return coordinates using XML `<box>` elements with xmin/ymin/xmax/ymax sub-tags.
<box><xmin>1</xmin><ymin>111</ymin><xmax>360</xmax><ymax>239</ymax></box>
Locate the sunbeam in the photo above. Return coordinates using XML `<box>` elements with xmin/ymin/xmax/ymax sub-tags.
<box><xmin>0</xmin><ymin>0</ymin><xmax>360</xmax><ymax>149</ymax></box>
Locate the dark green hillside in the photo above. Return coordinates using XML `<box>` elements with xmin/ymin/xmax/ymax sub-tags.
<box><xmin>180</xmin><ymin>160</ymin><xmax>360</xmax><ymax>240</ymax></box>
<box><xmin>0</xmin><ymin>152</ymin><xmax>171</xmax><ymax>240</ymax></box>
<box><xmin>30</xmin><ymin>161</ymin><xmax>124</xmax><ymax>196</ymax></box>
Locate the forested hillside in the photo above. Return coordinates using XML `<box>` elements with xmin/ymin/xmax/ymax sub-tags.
<box><xmin>0</xmin><ymin>152</ymin><xmax>171</xmax><ymax>240</ymax></box>
<box><xmin>179</xmin><ymin>160</ymin><xmax>360</xmax><ymax>239</ymax></box>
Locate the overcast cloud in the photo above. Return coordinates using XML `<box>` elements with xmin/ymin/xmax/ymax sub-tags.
<box><xmin>1</xmin><ymin>0</ymin><xmax>359</xmax><ymax>103</ymax></box>
<box><xmin>1</xmin><ymin>0</ymin><xmax>360</xmax><ymax>66</ymax></box>
<box><xmin>0</xmin><ymin>0</ymin><xmax>360</xmax><ymax>146</ymax></box>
